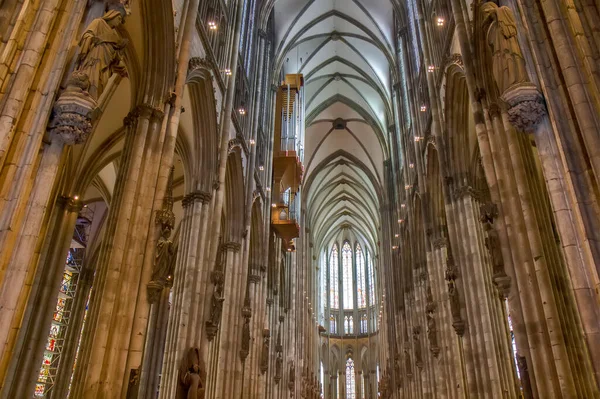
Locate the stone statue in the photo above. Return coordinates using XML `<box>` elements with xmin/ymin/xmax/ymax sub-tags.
<box><xmin>260</xmin><ymin>329</ymin><xmax>270</xmax><ymax>374</ymax></box>
<box><xmin>206</xmin><ymin>244</ymin><xmax>226</xmax><ymax>340</ymax></box>
<box><xmin>481</xmin><ymin>2</ymin><xmax>527</xmax><ymax>95</ymax></box>
<box><xmin>180</xmin><ymin>348</ymin><xmax>206</xmax><ymax>399</ymax></box>
<box><xmin>426</xmin><ymin>313</ymin><xmax>440</xmax><ymax>357</ymax></box>
<box><xmin>148</xmin><ymin>168</ymin><xmax>175</xmax><ymax>304</ymax></box>
<box><xmin>75</xmin><ymin>7</ymin><xmax>128</xmax><ymax>100</ymax></box>
<box><xmin>275</xmin><ymin>353</ymin><xmax>283</xmax><ymax>384</ymax></box>
<box><xmin>288</xmin><ymin>361</ymin><xmax>295</xmax><ymax>391</ymax></box>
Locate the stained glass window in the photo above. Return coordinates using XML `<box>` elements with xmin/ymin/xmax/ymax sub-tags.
<box><xmin>346</xmin><ymin>358</ymin><xmax>356</xmax><ymax>399</ymax></box>
<box><xmin>344</xmin><ymin>315</ymin><xmax>349</xmax><ymax>334</ymax></box>
<box><xmin>356</xmin><ymin>243</ymin><xmax>366</xmax><ymax>308</ymax></box>
<box><xmin>367</xmin><ymin>252</ymin><xmax>375</xmax><ymax>306</ymax></box>
<box><xmin>342</xmin><ymin>242</ymin><xmax>353</xmax><ymax>309</ymax></box>
<box><xmin>330</xmin><ymin>244</ymin><xmax>339</xmax><ymax>309</ymax></box>
<box><xmin>330</xmin><ymin>314</ymin><xmax>337</xmax><ymax>334</ymax></box>
<box><xmin>320</xmin><ymin>249</ymin><xmax>327</xmax><ymax>324</ymax></box>
<box><xmin>361</xmin><ymin>314</ymin><xmax>368</xmax><ymax>334</ymax></box>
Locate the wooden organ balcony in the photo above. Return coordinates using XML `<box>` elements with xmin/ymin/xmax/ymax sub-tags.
<box><xmin>271</xmin><ymin>74</ymin><xmax>305</xmax><ymax>250</ymax></box>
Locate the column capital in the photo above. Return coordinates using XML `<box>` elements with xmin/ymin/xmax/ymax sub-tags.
<box><xmin>182</xmin><ymin>190</ymin><xmax>212</xmax><ymax>207</ymax></box>
<box><xmin>222</xmin><ymin>241</ymin><xmax>242</xmax><ymax>252</ymax></box>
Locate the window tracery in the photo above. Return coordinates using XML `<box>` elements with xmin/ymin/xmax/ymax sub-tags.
<box><xmin>342</xmin><ymin>242</ymin><xmax>353</xmax><ymax>309</ymax></box>
<box><xmin>356</xmin><ymin>243</ymin><xmax>366</xmax><ymax>308</ymax></box>
<box><xmin>330</xmin><ymin>244</ymin><xmax>339</xmax><ymax>309</ymax></box>
<box><xmin>346</xmin><ymin>358</ymin><xmax>356</xmax><ymax>399</ymax></box>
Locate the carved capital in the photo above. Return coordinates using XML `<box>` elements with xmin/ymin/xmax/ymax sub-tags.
<box><xmin>182</xmin><ymin>190</ymin><xmax>212</xmax><ymax>207</ymax></box>
<box><xmin>223</xmin><ymin>241</ymin><xmax>242</xmax><ymax>252</ymax></box>
<box><xmin>501</xmin><ymin>83</ymin><xmax>547</xmax><ymax>132</ymax></box>
<box><xmin>49</xmin><ymin>79</ymin><xmax>97</xmax><ymax>145</ymax></box>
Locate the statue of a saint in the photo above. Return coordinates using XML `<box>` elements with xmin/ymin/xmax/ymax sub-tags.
<box><xmin>75</xmin><ymin>8</ymin><xmax>128</xmax><ymax>100</ymax></box>
<box><xmin>180</xmin><ymin>348</ymin><xmax>206</xmax><ymax>399</ymax></box>
<box><xmin>481</xmin><ymin>2</ymin><xmax>527</xmax><ymax>95</ymax></box>
<box><xmin>147</xmin><ymin>224</ymin><xmax>175</xmax><ymax>302</ymax></box>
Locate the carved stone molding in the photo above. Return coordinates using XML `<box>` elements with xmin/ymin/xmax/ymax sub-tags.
<box><xmin>48</xmin><ymin>78</ymin><xmax>97</xmax><ymax>145</ymax></box>
<box><xmin>239</xmin><ymin>296</ymin><xmax>252</xmax><ymax>361</ymax></box>
<box><xmin>444</xmin><ymin>53</ymin><xmax>463</xmax><ymax>70</ymax></box>
<box><xmin>260</xmin><ymin>329</ymin><xmax>270</xmax><ymax>374</ymax></box>
<box><xmin>124</xmin><ymin>103</ymin><xmax>164</xmax><ymax>127</ymax></box>
<box><xmin>182</xmin><ymin>190</ymin><xmax>212</xmax><ymax>207</ymax></box>
<box><xmin>432</xmin><ymin>237</ymin><xmax>447</xmax><ymax>249</ymax></box>
<box><xmin>452</xmin><ymin>185</ymin><xmax>484</xmax><ymax>202</ymax></box>
<box><xmin>188</xmin><ymin>56</ymin><xmax>212</xmax><ymax>73</ymax></box>
<box><xmin>222</xmin><ymin>241</ymin><xmax>242</xmax><ymax>252</ymax></box>
<box><xmin>501</xmin><ymin>83</ymin><xmax>547</xmax><ymax>133</ymax></box>
<box><xmin>147</xmin><ymin>168</ymin><xmax>176</xmax><ymax>304</ymax></box>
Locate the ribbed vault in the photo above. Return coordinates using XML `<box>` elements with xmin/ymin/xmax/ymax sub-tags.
<box><xmin>273</xmin><ymin>0</ymin><xmax>396</xmax><ymax>265</ymax></box>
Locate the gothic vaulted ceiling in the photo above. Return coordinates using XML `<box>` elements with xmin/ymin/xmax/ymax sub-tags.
<box><xmin>273</xmin><ymin>0</ymin><xmax>397</xmax><ymax>253</ymax></box>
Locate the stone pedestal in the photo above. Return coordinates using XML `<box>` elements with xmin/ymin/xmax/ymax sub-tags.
<box><xmin>501</xmin><ymin>83</ymin><xmax>547</xmax><ymax>133</ymax></box>
<box><xmin>48</xmin><ymin>72</ymin><xmax>98</xmax><ymax>145</ymax></box>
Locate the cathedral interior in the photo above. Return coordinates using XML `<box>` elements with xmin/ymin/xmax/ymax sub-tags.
<box><xmin>1</xmin><ymin>0</ymin><xmax>600</xmax><ymax>398</ymax></box>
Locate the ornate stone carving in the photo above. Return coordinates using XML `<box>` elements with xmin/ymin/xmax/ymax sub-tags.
<box><xmin>182</xmin><ymin>190</ymin><xmax>212</xmax><ymax>207</ymax></box>
<box><xmin>188</xmin><ymin>57</ymin><xmax>211</xmax><ymax>73</ymax></box>
<box><xmin>404</xmin><ymin>348</ymin><xmax>413</xmax><ymax>378</ymax></box>
<box><xmin>260</xmin><ymin>329</ymin><xmax>270</xmax><ymax>374</ymax></box>
<box><xmin>444</xmin><ymin>53</ymin><xmax>463</xmax><ymax>70</ymax></box>
<box><xmin>432</xmin><ymin>236</ymin><xmax>447</xmax><ymax>249</ymax></box>
<box><xmin>239</xmin><ymin>295</ymin><xmax>252</xmax><ymax>361</ymax></box>
<box><xmin>481</xmin><ymin>2</ymin><xmax>547</xmax><ymax>132</ymax></box>
<box><xmin>413</xmin><ymin>326</ymin><xmax>423</xmax><ymax>370</ymax></box>
<box><xmin>147</xmin><ymin>167</ymin><xmax>176</xmax><ymax>304</ymax></box>
<box><xmin>50</xmin><ymin>4</ymin><xmax>129</xmax><ymax>144</ymax></box>
<box><xmin>481</xmin><ymin>2</ymin><xmax>528</xmax><ymax>96</ymax></box>
<box><xmin>480</xmin><ymin>203</ymin><xmax>511</xmax><ymax>297</ymax></box>
<box><xmin>425</xmin><ymin>287</ymin><xmax>440</xmax><ymax>357</ymax></box>
<box><xmin>445</xmin><ymin>254</ymin><xmax>465</xmax><ymax>335</ymax></box>
<box><xmin>48</xmin><ymin>80</ymin><xmax>97</xmax><ymax>145</ymax></box>
<box><xmin>453</xmin><ymin>185</ymin><xmax>484</xmax><ymax>202</ymax></box>
<box><xmin>502</xmin><ymin>83</ymin><xmax>547</xmax><ymax>132</ymax></box>
<box><xmin>288</xmin><ymin>361</ymin><xmax>295</xmax><ymax>392</ymax></box>
<box><xmin>274</xmin><ymin>353</ymin><xmax>283</xmax><ymax>384</ymax></box>
<box><xmin>205</xmin><ymin>244</ymin><xmax>227</xmax><ymax>340</ymax></box>
<box><xmin>179</xmin><ymin>348</ymin><xmax>206</xmax><ymax>399</ymax></box>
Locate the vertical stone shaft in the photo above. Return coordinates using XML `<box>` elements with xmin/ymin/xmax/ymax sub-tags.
<box><xmin>0</xmin><ymin>1</ymin><xmax>87</xmax><ymax>380</ymax></box>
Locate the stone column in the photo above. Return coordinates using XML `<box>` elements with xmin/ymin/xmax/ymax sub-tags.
<box><xmin>1</xmin><ymin>196</ymin><xmax>82</xmax><ymax>398</ymax></box>
<box><xmin>0</xmin><ymin>0</ymin><xmax>89</xmax><ymax>384</ymax></box>
<box><xmin>68</xmin><ymin>103</ymin><xmax>168</xmax><ymax>398</ymax></box>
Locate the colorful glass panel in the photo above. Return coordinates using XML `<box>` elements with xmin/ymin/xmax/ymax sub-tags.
<box><xmin>367</xmin><ymin>252</ymin><xmax>375</xmax><ymax>306</ymax></box>
<box><xmin>342</xmin><ymin>242</ymin><xmax>353</xmax><ymax>309</ymax></box>
<box><xmin>330</xmin><ymin>245</ymin><xmax>339</xmax><ymax>309</ymax></box>
<box><xmin>356</xmin><ymin>243</ymin><xmax>366</xmax><ymax>308</ymax></box>
<box><xmin>346</xmin><ymin>358</ymin><xmax>356</xmax><ymax>399</ymax></box>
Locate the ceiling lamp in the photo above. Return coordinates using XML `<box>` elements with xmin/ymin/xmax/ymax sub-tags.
<box><xmin>208</xmin><ymin>21</ymin><xmax>218</xmax><ymax>30</ymax></box>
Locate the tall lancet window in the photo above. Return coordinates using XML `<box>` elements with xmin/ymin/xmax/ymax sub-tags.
<box><xmin>367</xmin><ymin>251</ymin><xmax>375</xmax><ymax>306</ymax></box>
<box><xmin>330</xmin><ymin>314</ymin><xmax>337</xmax><ymax>334</ymax></box>
<box><xmin>342</xmin><ymin>242</ymin><xmax>353</xmax><ymax>309</ymax></box>
<box><xmin>356</xmin><ymin>243</ymin><xmax>366</xmax><ymax>308</ymax></box>
<box><xmin>346</xmin><ymin>358</ymin><xmax>356</xmax><ymax>399</ymax></box>
<box><xmin>330</xmin><ymin>244</ymin><xmax>339</xmax><ymax>309</ymax></box>
<box><xmin>320</xmin><ymin>250</ymin><xmax>327</xmax><ymax>323</ymax></box>
<box><xmin>360</xmin><ymin>314</ymin><xmax>368</xmax><ymax>334</ymax></box>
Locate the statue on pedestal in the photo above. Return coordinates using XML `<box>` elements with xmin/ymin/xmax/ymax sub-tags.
<box><xmin>481</xmin><ymin>2</ymin><xmax>527</xmax><ymax>95</ymax></box>
<box><xmin>480</xmin><ymin>1</ymin><xmax>547</xmax><ymax>132</ymax></box>
<box><xmin>49</xmin><ymin>5</ymin><xmax>128</xmax><ymax>144</ymax></box>
<box><xmin>75</xmin><ymin>8</ymin><xmax>128</xmax><ymax>100</ymax></box>
<box><xmin>179</xmin><ymin>348</ymin><xmax>206</xmax><ymax>399</ymax></box>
